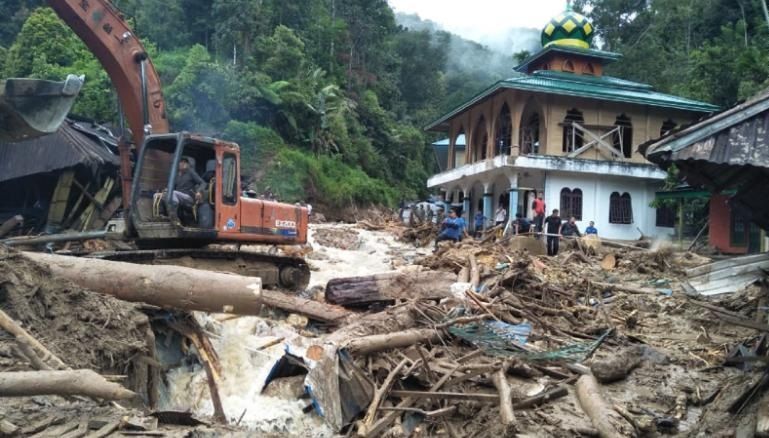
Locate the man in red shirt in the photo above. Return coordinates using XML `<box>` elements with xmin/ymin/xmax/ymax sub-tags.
<box><xmin>532</xmin><ymin>192</ymin><xmax>546</xmax><ymax>233</ymax></box>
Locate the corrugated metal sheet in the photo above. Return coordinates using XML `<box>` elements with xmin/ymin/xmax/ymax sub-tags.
<box><xmin>684</xmin><ymin>253</ymin><xmax>769</xmax><ymax>296</ymax></box>
<box><xmin>0</xmin><ymin>119</ymin><xmax>119</xmax><ymax>182</ymax></box>
<box><xmin>647</xmin><ymin>90</ymin><xmax>769</xmax><ymax>167</ymax></box>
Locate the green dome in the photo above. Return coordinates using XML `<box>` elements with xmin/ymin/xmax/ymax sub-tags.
<box><xmin>541</xmin><ymin>8</ymin><xmax>594</xmax><ymax>49</ymax></box>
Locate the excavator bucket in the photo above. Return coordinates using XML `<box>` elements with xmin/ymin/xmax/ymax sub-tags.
<box><xmin>0</xmin><ymin>74</ymin><xmax>84</xmax><ymax>142</ymax></box>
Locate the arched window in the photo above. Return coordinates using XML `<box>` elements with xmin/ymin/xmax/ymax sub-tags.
<box><xmin>609</xmin><ymin>192</ymin><xmax>633</xmax><ymax>224</ymax></box>
<box><xmin>472</xmin><ymin>116</ymin><xmax>487</xmax><ymax>162</ymax></box>
<box><xmin>520</xmin><ymin>113</ymin><xmax>540</xmax><ymax>155</ymax></box>
<box><xmin>612</xmin><ymin>114</ymin><xmax>633</xmax><ymax>158</ymax></box>
<box><xmin>583</xmin><ymin>63</ymin><xmax>595</xmax><ymax>75</ymax></box>
<box><xmin>563</xmin><ymin>60</ymin><xmax>575</xmax><ymax>72</ymax></box>
<box><xmin>660</xmin><ymin>119</ymin><xmax>677</xmax><ymax>137</ymax></box>
<box><xmin>562</xmin><ymin>108</ymin><xmax>584</xmax><ymax>153</ymax></box>
<box><xmin>495</xmin><ymin>104</ymin><xmax>512</xmax><ymax>156</ymax></box>
<box><xmin>454</xmin><ymin>130</ymin><xmax>466</xmax><ymax>167</ymax></box>
<box><xmin>560</xmin><ymin>188</ymin><xmax>583</xmax><ymax>220</ymax></box>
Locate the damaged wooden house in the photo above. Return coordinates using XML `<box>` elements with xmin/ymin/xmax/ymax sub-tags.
<box><xmin>0</xmin><ymin>118</ymin><xmax>121</xmax><ymax>236</ymax></box>
<box><xmin>644</xmin><ymin>88</ymin><xmax>769</xmax><ymax>254</ymax></box>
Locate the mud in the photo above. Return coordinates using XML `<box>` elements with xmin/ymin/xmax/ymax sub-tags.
<box><xmin>0</xmin><ymin>246</ymin><xmax>149</xmax><ymax>374</ymax></box>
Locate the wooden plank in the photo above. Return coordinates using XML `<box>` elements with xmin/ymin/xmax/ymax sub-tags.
<box><xmin>47</xmin><ymin>170</ymin><xmax>75</xmax><ymax>227</ymax></box>
<box><xmin>756</xmin><ymin>391</ymin><xmax>769</xmax><ymax>436</ymax></box>
<box><xmin>20</xmin><ymin>415</ymin><xmax>65</xmax><ymax>435</ymax></box>
<box><xmin>79</xmin><ymin>178</ymin><xmax>114</xmax><ymax>231</ymax></box>
<box><xmin>59</xmin><ymin>416</ymin><xmax>90</xmax><ymax>438</ymax></box>
<box><xmin>84</xmin><ymin>420</ymin><xmax>120</xmax><ymax>438</ymax></box>
<box><xmin>388</xmin><ymin>390</ymin><xmax>499</xmax><ymax>403</ymax></box>
<box><xmin>90</xmin><ymin>196</ymin><xmax>122</xmax><ymax>231</ymax></box>
<box><xmin>62</xmin><ymin>181</ymin><xmax>92</xmax><ymax>229</ymax></box>
<box><xmin>29</xmin><ymin>419</ymin><xmax>78</xmax><ymax>438</ymax></box>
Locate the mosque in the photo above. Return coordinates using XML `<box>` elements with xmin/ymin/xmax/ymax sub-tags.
<box><xmin>426</xmin><ymin>4</ymin><xmax>718</xmax><ymax>239</ymax></box>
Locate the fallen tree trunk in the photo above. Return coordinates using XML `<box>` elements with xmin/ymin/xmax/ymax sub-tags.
<box><xmin>0</xmin><ymin>370</ymin><xmax>135</xmax><ymax>400</ymax></box>
<box><xmin>756</xmin><ymin>391</ymin><xmax>769</xmax><ymax>437</ymax></box>
<box><xmin>0</xmin><ymin>308</ymin><xmax>67</xmax><ymax>370</ymax></box>
<box><xmin>22</xmin><ymin>251</ymin><xmax>349</xmax><ymax>323</ymax></box>
<box><xmin>325</xmin><ymin>270</ymin><xmax>456</xmax><ymax>307</ymax></box>
<box><xmin>345</xmin><ymin>328</ymin><xmax>440</xmax><ymax>355</ymax></box>
<box><xmin>0</xmin><ymin>215</ymin><xmax>22</xmax><ymax>238</ymax></box>
<box><xmin>576</xmin><ymin>374</ymin><xmax>628</xmax><ymax>438</ymax></box>
<box><xmin>492</xmin><ymin>369</ymin><xmax>516</xmax><ymax>429</ymax></box>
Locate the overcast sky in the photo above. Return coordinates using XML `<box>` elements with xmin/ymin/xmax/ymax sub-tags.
<box><xmin>388</xmin><ymin>0</ymin><xmax>568</xmax><ymax>42</ymax></box>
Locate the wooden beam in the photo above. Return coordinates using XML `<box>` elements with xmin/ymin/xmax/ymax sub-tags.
<box><xmin>388</xmin><ymin>390</ymin><xmax>500</xmax><ymax>403</ymax></box>
<box><xmin>47</xmin><ymin>170</ymin><xmax>75</xmax><ymax>227</ymax></box>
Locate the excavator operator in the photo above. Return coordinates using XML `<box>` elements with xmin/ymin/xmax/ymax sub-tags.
<box><xmin>170</xmin><ymin>157</ymin><xmax>206</xmax><ymax>224</ymax></box>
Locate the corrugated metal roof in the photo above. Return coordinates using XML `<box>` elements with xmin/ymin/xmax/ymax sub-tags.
<box><xmin>643</xmin><ymin>89</ymin><xmax>769</xmax><ymax>231</ymax></box>
<box><xmin>425</xmin><ymin>71</ymin><xmax>719</xmax><ymax>131</ymax></box>
<box><xmin>0</xmin><ymin>118</ymin><xmax>119</xmax><ymax>182</ymax></box>
<box><xmin>645</xmin><ymin>88</ymin><xmax>769</xmax><ymax>166</ymax></box>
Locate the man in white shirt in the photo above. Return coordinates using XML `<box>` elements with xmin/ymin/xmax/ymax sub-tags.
<box><xmin>495</xmin><ymin>204</ymin><xmax>507</xmax><ymax>227</ymax></box>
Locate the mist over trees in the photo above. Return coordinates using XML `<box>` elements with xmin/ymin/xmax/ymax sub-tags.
<box><xmin>0</xmin><ymin>0</ymin><xmax>767</xmax><ymax>207</ymax></box>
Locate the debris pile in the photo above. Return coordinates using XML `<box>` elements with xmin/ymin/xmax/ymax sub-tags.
<box><xmin>279</xmin><ymin>233</ymin><xmax>769</xmax><ymax>437</ymax></box>
<box><xmin>3</xmin><ymin>224</ymin><xmax>769</xmax><ymax>436</ymax></box>
<box><xmin>313</xmin><ymin>226</ymin><xmax>363</xmax><ymax>250</ymax></box>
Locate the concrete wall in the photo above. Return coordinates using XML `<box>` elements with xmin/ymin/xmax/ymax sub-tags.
<box><xmin>544</xmin><ymin>172</ymin><xmax>669</xmax><ymax>240</ymax></box>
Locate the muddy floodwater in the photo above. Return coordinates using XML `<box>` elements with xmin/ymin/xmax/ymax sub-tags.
<box><xmin>161</xmin><ymin>223</ymin><xmax>424</xmax><ymax>435</ymax></box>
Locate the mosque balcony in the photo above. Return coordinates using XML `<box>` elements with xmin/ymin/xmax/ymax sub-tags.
<box><xmin>427</xmin><ymin>153</ymin><xmax>666</xmax><ymax>189</ymax></box>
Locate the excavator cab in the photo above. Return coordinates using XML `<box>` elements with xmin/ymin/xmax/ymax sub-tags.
<box><xmin>128</xmin><ymin>132</ymin><xmax>308</xmax><ymax>248</ymax></box>
<box><xmin>128</xmin><ymin>132</ymin><xmax>222</xmax><ymax>243</ymax></box>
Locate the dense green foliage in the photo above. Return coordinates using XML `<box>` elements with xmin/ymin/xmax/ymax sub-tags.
<box><xmin>574</xmin><ymin>0</ymin><xmax>769</xmax><ymax>108</ymax></box>
<box><xmin>1</xmin><ymin>1</ymin><xmax>767</xmax><ymax>208</ymax></box>
<box><xmin>0</xmin><ymin>1</ymin><xmax>516</xmax><ymax>208</ymax></box>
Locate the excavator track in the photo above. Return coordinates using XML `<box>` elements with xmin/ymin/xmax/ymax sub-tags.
<box><xmin>84</xmin><ymin>248</ymin><xmax>311</xmax><ymax>292</ymax></box>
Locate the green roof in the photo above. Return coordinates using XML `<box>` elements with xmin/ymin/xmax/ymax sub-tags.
<box><xmin>425</xmin><ymin>70</ymin><xmax>719</xmax><ymax>131</ymax></box>
<box><xmin>515</xmin><ymin>46</ymin><xmax>622</xmax><ymax>73</ymax></box>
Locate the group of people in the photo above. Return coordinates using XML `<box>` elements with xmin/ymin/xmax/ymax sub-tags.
<box><xmin>472</xmin><ymin>204</ymin><xmax>510</xmax><ymax>237</ymax></box>
<box><xmin>434</xmin><ymin>191</ymin><xmax>599</xmax><ymax>257</ymax></box>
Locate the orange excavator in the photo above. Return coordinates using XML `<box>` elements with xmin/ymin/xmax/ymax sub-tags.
<box><xmin>40</xmin><ymin>0</ymin><xmax>311</xmax><ymax>290</ymax></box>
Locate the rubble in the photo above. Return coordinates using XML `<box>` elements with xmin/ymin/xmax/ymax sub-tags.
<box><xmin>3</xmin><ymin>220</ymin><xmax>769</xmax><ymax>436</ymax></box>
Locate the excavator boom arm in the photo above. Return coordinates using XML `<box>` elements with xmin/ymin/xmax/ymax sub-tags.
<box><xmin>48</xmin><ymin>0</ymin><xmax>169</xmax><ymax>145</ymax></box>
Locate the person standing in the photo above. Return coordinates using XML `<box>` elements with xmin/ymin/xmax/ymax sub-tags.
<box><xmin>494</xmin><ymin>204</ymin><xmax>507</xmax><ymax>227</ymax></box>
<box><xmin>435</xmin><ymin>209</ymin><xmax>467</xmax><ymax>249</ymax></box>
<box><xmin>544</xmin><ymin>209</ymin><xmax>563</xmax><ymax>256</ymax></box>
<box><xmin>532</xmin><ymin>192</ymin><xmax>546</xmax><ymax>233</ymax></box>
<box><xmin>585</xmin><ymin>221</ymin><xmax>598</xmax><ymax>235</ymax></box>
<box><xmin>474</xmin><ymin>211</ymin><xmax>486</xmax><ymax>237</ymax></box>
